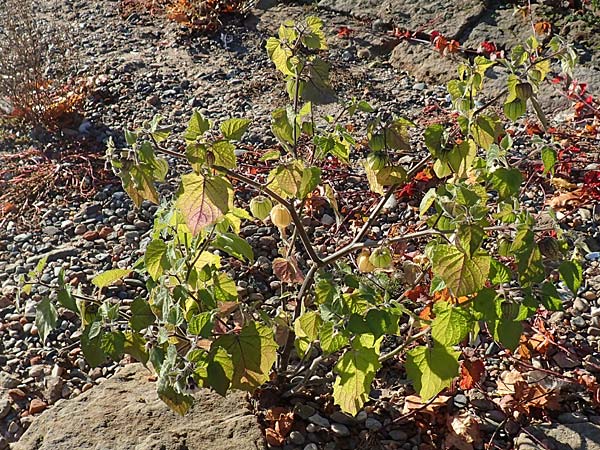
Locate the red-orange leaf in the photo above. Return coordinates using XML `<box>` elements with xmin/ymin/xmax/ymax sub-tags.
<box><xmin>459</xmin><ymin>359</ymin><xmax>485</xmax><ymax>390</ymax></box>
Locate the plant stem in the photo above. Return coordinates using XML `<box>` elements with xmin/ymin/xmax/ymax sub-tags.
<box><xmin>214</xmin><ymin>165</ymin><xmax>322</xmax><ymax>265</ymax></box>
<box><xmin>279</xmin><ymin>263</ymin><xmax>319</xmax><ymax>372</ymax></box>
<box><xmin>378</xmin><ymin>327</ymin><xmax>430</xmax><ymax>363</ymax></box>
<box><xmin>348</xmin><ymin>155</ymin><xmax>431</xmax><ymax>248</ymax></box>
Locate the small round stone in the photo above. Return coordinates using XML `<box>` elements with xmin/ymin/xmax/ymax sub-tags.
<box><xmin>289</xmin><ymin>431</ymin><xmax>305</xmax><ymax>445</ymax></box>
<box><xmin>365</xmin><ymin>417</ymin><xmax>383</xmax><ymax>431</ymax></box>
<box><xmin>331</xmin><ymin>423</ymin><xmax>350</xmax><ymax>437</ymax></box>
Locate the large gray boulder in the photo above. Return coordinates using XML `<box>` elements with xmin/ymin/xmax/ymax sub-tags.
<box><xmin>515</xmin><ymin>422</ymin><xmax>600</xmax><ymax>450</ymax></box>
<box><xmin>12</xmin><ymin>364</ymin><xmax>265</xmax><ymax>450</ymax></box>
<box><xmin>320</xmin><ymin>0</ymin><xmax>600</xmax><ymax>110</ymax></box>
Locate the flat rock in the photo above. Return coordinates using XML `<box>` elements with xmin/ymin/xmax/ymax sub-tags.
<box><xmin>25</xmin><ymin>245</ymin><xmax>78</xmax><ymax>264</ymax></box>
<box><xmin>516</xmin><ymin>422</ymin><xmax>600</xmax><ymax>450</ymax></box>
<box><xmin>13</xmin><ymin>363</ymin><xmax>265</xmax><ymax>450</ymax></box>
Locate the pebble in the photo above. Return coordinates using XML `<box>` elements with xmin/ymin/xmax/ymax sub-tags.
<box><xmin>355</xmin><ymin>411</ymin><xmax>368</xmax><ymax>422</ymax></box>
<box><xmin>289</xmin><ymin>431</ymin><xmax>305</xmax><ymax>445</ymax></box>
<box><xmin>331</xmin><ymin>423</ymin><xmax>350</xmax><ymax>437</ymax></box>
<box><xmin>303</xmin><ymin>444</ymin><xmax>318</xmax><ymax>450</ymax></box>
<box><xmin>588</xmin><ymin>327</ymin><xmax>600</xmax><ymax>336</ymax></box>
<box><xmin>308</xmin><ymin>413</ymin><xmax>330</xmax><ymax>428</ymax></box>
<box><xmin>28</xmin><ymin>398</ymin><xmax>47</xmax><ymax>415</ymax></box>
<box><xmin>571</xmin><ymin>316</ymin><xmax>586</xmax><ymax>328</ymax></box>
<box><xmin>0</xmin><ymin>398</ymin><xmax>11</xmax><ymax>420</ymax></box>
<box><xmin>329</xmin><ymin>411</ymin><xmax>354</xmax><ymax>426</ymax></box>
<box><xmin>389</xmin><ymin>430</ymin><xmax>408</xmax><ymax>441</ymax></box>
<box><xmin>74</xmin><ymin>224</ymin><xmax>87</xmax><ymax>235</ymax></box>
<box><xmin>294</xmin><ymin>404</ymin><xmax>315</xmax><ymax>420</ymax></box>
<box><xmin>453</xmin><ymin>394</ymin><xmax>468</xmax><ymax>408</ymax></box>
<box><xmin>365</xmin><ymin>417</ymin><xmax>383</xmax><ymax>431</ymax></box>
<box><xmin>558</xmin><ymin>412</ymin><xmax>588</xmax><ymax>424</ymax></box>
<box><xmin>573</xmin><ymin>298</ymin><xmax>590</xmax><ymax>313</ymax></box>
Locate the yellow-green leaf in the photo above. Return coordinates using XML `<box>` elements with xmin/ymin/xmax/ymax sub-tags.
<box><xmin>176</xmin><ymin>173</ymin><xmax>233</xmax><ymax>235</ymax></box>
<box><xmin>213</xmin><ymin>322</ymin><xmax>278</xmax><ymax>390</ymax></box>
<box><xmin>406</xmin><ymin>344</ymin><xmax>460</xmax><ymax>400</ymax></box>
<box><xmin>92</xmin><ymin>269</ymin><xmax>131</xmax><ymax>289</ymax></box>
<box><xmin>333</xmin><ymin>345</ymin><xmax>381</xmax><ymax>415</ymax></box>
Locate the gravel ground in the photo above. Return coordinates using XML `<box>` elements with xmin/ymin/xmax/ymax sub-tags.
<box><xmin>1</xmin><ymin>1</ymin><xmax>600</xmax><ymax>449</ymax></box>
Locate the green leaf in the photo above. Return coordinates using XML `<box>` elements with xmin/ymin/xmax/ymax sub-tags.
<box><xmin>189</xmin><ymin>312</ymin><xmax>214</xmax><ymax>337</ymax></box>
<box><xmin>540</xmin><ymin>281</ymin><xmax>563</xmax><ymax>311</ymax></box>
<box><xmin>333</xmin><ymin>345</ymin><xmax>381</xmax><ymax>415</ymax></box>
<box><xmin>303</xmin><ymin>17</ymin><xmax>328</xmax><ymax>50</ymax></box>
<box><xmin>157</xmin><ymin>382</ymin><xmax>194</xmax><ymax>416</ymax></box>
<box><xmin>490</xmin><ymin>168</ymin><xmax>522</xmax><ymax>200</ymax></box>
<box><xmin>301</xmin><ymin>57</ymin><xmax>336</xmax><ymax>104</ymax></box>
<box><xmin>490</xmin><ymin>318</ymin><xmax>522</xmax><ymax>350</ymax></box>
<box><xmin>220</xmin><ymin>118</ymin><xmax>250</xmax><ymax>141</ymax></box>
<box><xmin>260</xmin><ymin>149</ymin><xmax>281</xmax><ymax>162</ymax></box>
<box><xmin>213</xmin><ymin>322</ymin><xmax>277</xmax><ymax>390</ymax></box>
<box><xmin>447</xmin><ymin>140</ymin><xmax>477</xmax><ymax>177</ymax></box>
<box><xmin>430</xmin><ymin>244</ymin><xmax>491</xmax><ymax>297</ymax></box>
<box><xmin>384</xmin><ymin>118</ymin><xmax>413</xmax><ymax>151</ymax></box>
<box><xmin>490</xmin><ymin>259</ymin><xmax>512</xmax><ymax>284</ymax></box>
<box><xmin>212</xmin><ymin>273</ymin><xmax>238</xmax><ymax>303</ymax></box>
<box><xmin>424</xmin><ymin>124</ymin><xmax>445</xmax><ymax>157</ymax></box>
<box><xmin>176</xmin><ymin>173</ymin><xmax>233</xmax><ymax>235</ymax></box>
<box><xmin>145</xmin><ymin>239</ymin><xmax>168</xmax><ymax>281</ymax></box>
<box><xmin>121</xmin><ymin>165</ymin><xmax>160</xmax><ymax>207</ymax></box>
<box><xmin>57</xmin><ymin>288</ymin><xmax>77</xmax><ymax>312</ymax></box>
<box><xmin>405</xmin><ymin>344</ymin><xmax>460</xmax><ymax>401</ymax></box>
<box><xmin>419</xmin><ymin>188</ymin><xmax>437</xmax><ymax>217</ymax></box>
<box><xmin>297</xmin><ymin>311</ymin><xmax>322</xmax><ymax>342</ymax></box>
<box><xmin>211</xmin><ymin>141</ymin><xmax>237</xmax><ymax>169</ymax></box>
<box><xmin>376</xmin><ymin>165</ymin><xmax>407</xmax><ymax>186</ymax></box>
<box><xmin>213</xmin><ymin>232</ymin><xmax>254</xmax><ymax>262</ymax></box>
<box><xmin>124</xmin><ymin>331</ymin><xmax>149</xmax><ymax>364</ymax></box>
<box><xmin>471</xmin><ymin>116</ymin><xmax>499</xmax><ymax>151</ymax></box>
<box><xmin>129</xmin><ymin>298</ymin><xmax>155</xmax><ymax>331</ymax></box>
<box><xmin>91</xmin><ymin>269</ymin><xmax>131</xmax><ymax>289</ymax></box>
<box><xmin>35</xmin><ymin>297</ymin><xmax>58</xmax><ymax>343</ymax></box>
<box><xmin>100</xmin><ymin>331</ymin><xmax>125</xmax><ymax>361</ymax></box>
<box><xmin>456</xmin><ymin>224</ymin><xmax>485</xmax><ymax>257</ymax></box>
<box><xmin>504</xmin><ymin>98</ymin><xmax>526</xmax><ymax>121</ymax></box>
<box><xmin>431</xmin><ymin>302</ymin><xmax>472</xmax><ymax>346</ymax></box>
<box><xmin>266</xmin><ymin>37</ymin><xmax>293</xmax><ymax>77</ymax></box>
<box><xmin>319</xmin><ymin>322</ymin><xmax>347</xmax><ymax>354</ymax></box>
<box><xmin>81</xmin><ymin>323</ymin><xmax>108</xmax><ymax>367</ymax></box>
<box><xmin>207</xmin><ymin>346</ymin><xmax>234</xmax><ymax>396</ymax></box>
<box><xmin>559</xmin><ymin>260</ymin><xmax>582</xmax><ymax>296</ymax></box>
<box><xmin>267</xmin><ymin>162</ymin><xmax>303</xmax><ymax>198</ymax></box>
<box><xmin>472</xmin><ymin>288</ymin><xmax>499</xmax><ymax>320</ymax></box>
<box><xmin>541</xmin><ymin>146</ymin><xmax>556</xmax><ymax>175</ymax></box>
<box><xmin>298</xmin><ymin>167</ymin><xmax>321</xmax><ymax>199</ymax></box>
<box><xmin>365</xmin><ymin>308</ymin><xmax>399</xmax><ymax>338</ymax></box>
<box><xmin>271</xmin><ymin>108</ymin><xmax>296</xmax><ymax>151</ymax></box>
<box><xmin>185</xmin><ymin>110</ymin><xmax>211</xmax><ymax>141</ymax></box>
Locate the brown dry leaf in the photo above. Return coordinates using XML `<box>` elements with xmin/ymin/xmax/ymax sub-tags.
<box><xmin>218</xmin><ymin>301</ymin><xmax>239</xmax><ymax>316</ymax></box>
<box><xmin>265</xmin><ymin>428</ymin><xmax>285</xmax><ymax>446</ymax></box>
<box><xmin>272</xmin><ymin>257</ymin><xmax>305</xmax><ymax>284</ymax></box>
<box><xmin>550</xmin><ymin>177</ymin><xmax>578</xmax><ymax>190</ymax></box>
<box><xmin>275</xmin><ymin>412</ymin><xmax>294</xmax><ymax>437</ymax></box>
<box><xmin>444</xmin><ymin>412</ymin><xmax>481</xmax><ymax>450</ymax></box>
<box><xmin>194</xmin><ymin>338</ymin><xmax>212</xmax><ymax>351</ymax></box>
<box><xmin>547</xmin><ymin>190</ymin><xmax>584</xmax><ymax>209</ymax></box>
<box><xmin>496</xmin><ymin>370</ymin><xmax>525</xmax><ymax>395</ymax></box>
<box><xmin>265</xmin><ymin>406</ymin><xmax>289</xmax><ymax>422</ymax></box>
<box><xmin>459</xmin><ymin>359</ymin><xmax>485</xmax><ymax>390</ymax></box>
<box><xmin>514</xmin><ymin>381</ymin><xmax>561</xmax><ymax>412</ymax></box>
<box><xmin>402</xmin><ymin>394</ymin><xmax>451</xmax><ymax>415</ymax></box>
